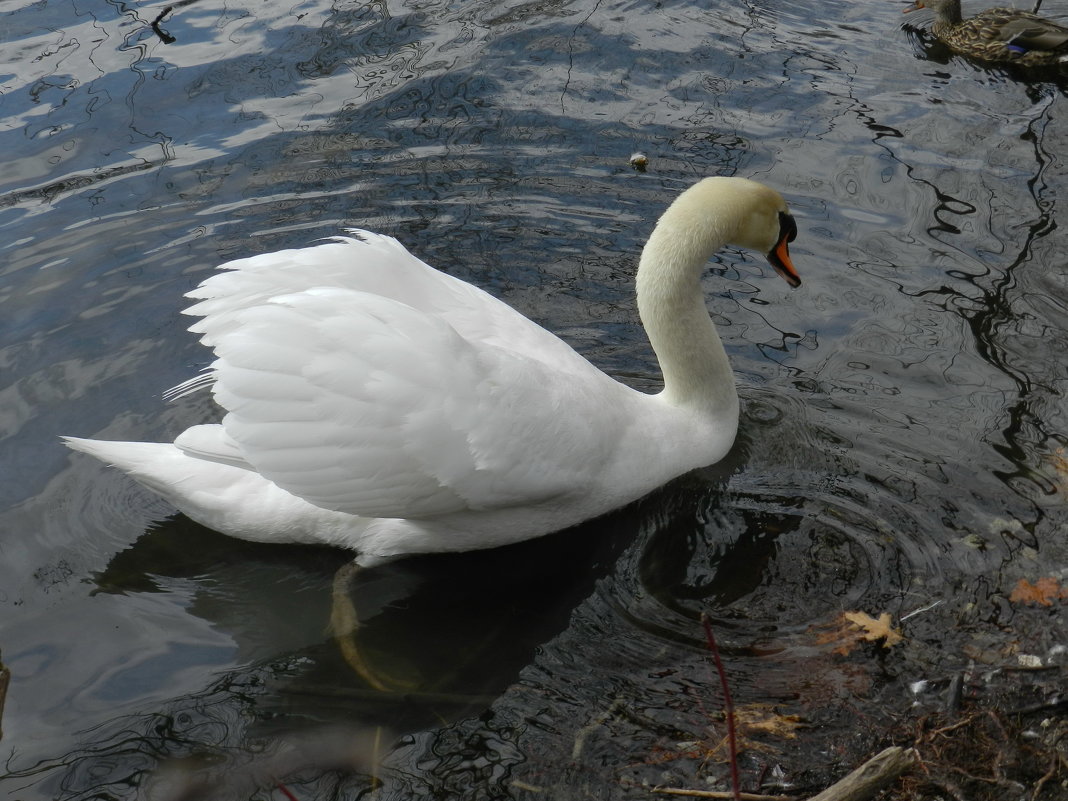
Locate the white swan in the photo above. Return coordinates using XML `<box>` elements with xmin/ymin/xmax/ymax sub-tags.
<box><xmin>64</xmin><ymin>177</ymin><xmax>800</xmax><ymax>568</ymax></box>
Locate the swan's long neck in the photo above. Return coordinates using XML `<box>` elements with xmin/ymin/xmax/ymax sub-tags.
<box><xmin>636</xmin><ymin>210</ymin><xmax>739</xmax><ymax>421</ymax></box>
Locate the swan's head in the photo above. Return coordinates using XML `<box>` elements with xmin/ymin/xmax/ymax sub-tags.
<box><xmin>724</xmin><ymin>179</ymin><xmax>800</xmax><ymax>288</ymax></box>
<box><xmin>663</xmin><ymin>177</ymin><xmax>801</xmax><ymax>288</ymax></box>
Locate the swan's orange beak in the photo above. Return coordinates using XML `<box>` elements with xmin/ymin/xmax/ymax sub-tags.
<box><xmin>903</xmin><ymin>1</ymin><xmax>925</xmax><ymax>12</ymax></box>
<box><xmin>767</xmin><ymin>212</ymin><xmax>801</xmax><ymax>288</ymax></box>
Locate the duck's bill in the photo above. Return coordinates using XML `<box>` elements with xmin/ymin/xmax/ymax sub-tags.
<box><xmin>767</xmin><ymin>211</ymin><xmax>801</xmax><ymax>288</ymax></box>
<box><xmin>902</xmin><ymin>1</ymin><xmax>924</xmax><ymax>12</ymax></box>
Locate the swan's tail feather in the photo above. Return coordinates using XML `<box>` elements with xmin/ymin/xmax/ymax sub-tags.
<box><xmin>61</xmin><ymin>436</ymin><xmax>194</xmax><ymax>499</ymax></box>
<box><xmin>61</xmin><ymin>436</ymin><xmax>368</xmax><ymax>549</ymax></box>
<box><xmin>62</xmin><ymin>435</ymin><xmax>163</xmax><ymax>466</ymax></box>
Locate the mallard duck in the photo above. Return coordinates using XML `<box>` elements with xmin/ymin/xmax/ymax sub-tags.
<box><xmin>904</xmin><ymin>0</ymin><xmax>1068</xmax><ymax>66</ymax></box>
<box><xmin>64</xmin><ymin>177</ymin><xmax>800</xmax><ymax>568</ymax></box>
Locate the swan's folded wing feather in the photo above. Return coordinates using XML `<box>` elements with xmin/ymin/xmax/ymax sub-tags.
<box><xmin>183</xmin><ymin>232</ymin><xmax>591</xmax><ymax>375</ymax></box>
<box><xmin>174</xmin><ymin>424</ymin><xmax>251</xmax><ymax>469</ymax></box>
<box><xmin>208</xmin><ymin>288</ymin><xmax>623</xmax><ymax>518</ymax></box>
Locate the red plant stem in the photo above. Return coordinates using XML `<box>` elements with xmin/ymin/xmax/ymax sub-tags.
<box><xmin>275</xmin><ymin>781</ymin><xmax>300</xmax><ymax>801</ymax></box>
<box><xmin>700</xmin><ymin>612</ymin><xmax>741</xmax><ymax>801</ymax></box>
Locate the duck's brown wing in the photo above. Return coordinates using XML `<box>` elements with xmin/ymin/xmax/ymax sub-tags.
<box><xmin>996</xmin><ymin>15</ymin><xmax>1068</xmax><ymax>50</ymax></box>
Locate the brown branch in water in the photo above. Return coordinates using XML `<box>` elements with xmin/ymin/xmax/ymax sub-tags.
<box><xmin>928</xmin><ymin>713</ymin><xmax>981</xmax><ymax>738</ymax></box>
<box><xmin>1030</xmin><ymin>752</ymin><xmax>1066</xmax><ymax>801</ymax></box>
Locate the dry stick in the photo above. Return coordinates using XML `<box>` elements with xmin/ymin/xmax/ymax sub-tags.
<box><xmin>700</xmin><ymin>613</ymin><xmax>741</xmax><ymax>801</ymax></box>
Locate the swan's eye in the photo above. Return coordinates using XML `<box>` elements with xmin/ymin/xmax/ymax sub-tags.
<box><xmin>778</xmin><ymin>211</ymin><xmax>797</xmax><ymax>243</ymax></box>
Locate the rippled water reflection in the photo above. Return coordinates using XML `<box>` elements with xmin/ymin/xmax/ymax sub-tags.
<box><xmin>2</xmin><ymin>0</ymin><xmax>1067</xmax><ymax>797</ymax></box>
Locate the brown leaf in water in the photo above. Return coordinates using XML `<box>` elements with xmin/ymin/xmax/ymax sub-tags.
<box><xmin>1008</xmin><ymin>577</ymin><xmax>1068</xmax><ymax>607</ymax></box>
<box><xmin>814</xmin><ymin>611</ymin><xmax>904</xmax><ymax>655</ymax></box>
<box><xmin>734</xmin><ymin>703</ymin><xmax>805</xmax><ymax>739</ymax></box>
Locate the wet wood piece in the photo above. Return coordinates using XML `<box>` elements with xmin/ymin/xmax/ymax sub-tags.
<box><xmin>805</xmin><ymin>746</ymin><xmax>918</xmax><ymax>801</ymax></box>
<box><xmin>652</xmin><ymin>745</ymin><xmax>918</xmax><ymax>801</ymax></box>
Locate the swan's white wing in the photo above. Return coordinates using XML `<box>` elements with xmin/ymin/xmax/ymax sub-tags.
<box><xmin>205</xmin><ymin>287</ymin><xmax>627</xmax><ymax>518</ymax></box>
<box><xmin>182</xmin><ymin>232</ymin><xmax>591</xmax><ymax>373</ymax></box>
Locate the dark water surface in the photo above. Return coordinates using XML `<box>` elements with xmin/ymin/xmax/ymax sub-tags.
<box><xmin>2</xmin><ymin>0</ymin><xmax>1067</xmax><ymax>798</ymax></box>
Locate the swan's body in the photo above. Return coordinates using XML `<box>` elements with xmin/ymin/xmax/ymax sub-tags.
<box><xmin>905</xmin><ymin>0</ymin><xmax>1068</xmax><ymax>66</ymax></box>
<box><xmin>65</xmin><ymin>177</ymin><xmax>800</xmax><ymax>567</ymax></box>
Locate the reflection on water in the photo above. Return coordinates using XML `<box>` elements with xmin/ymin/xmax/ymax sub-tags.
<box><xmin>2</xmin><ymin>0</ymin><xmax>1068</xmax><ymax>797</ymax></box>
